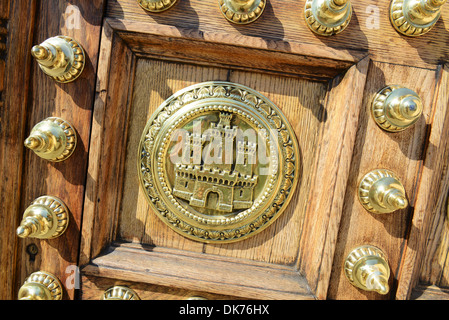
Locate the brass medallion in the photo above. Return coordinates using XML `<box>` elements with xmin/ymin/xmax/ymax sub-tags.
<box><xmin>138</xmin><ymin>82</ymin><xmax>299</xmax><ymax>243</ymax></box>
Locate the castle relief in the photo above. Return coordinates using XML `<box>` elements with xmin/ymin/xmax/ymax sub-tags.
<box><xmin>172</xmin><ymin>113</ymin><xmax>259</xmax><ymax>213</ymax></box>
<box><xmin>138</xmin><ymin>82</ymin><xmax>299</xmax><ymax>242</ymax></box>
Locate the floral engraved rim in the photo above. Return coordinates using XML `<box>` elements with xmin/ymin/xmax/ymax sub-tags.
<box><xmin>138</xmin><ymin>81</ymin><xmax>300</xmax><ymax>243</ymax></box>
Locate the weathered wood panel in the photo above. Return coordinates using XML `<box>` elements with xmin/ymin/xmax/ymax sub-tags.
<box><xmin>299</xmin><ymin>58</ymin><xmax>369</xmax><ymax>299</ymax></box>
<box><xmin>397</xmin><ymin>65</ymin><xmax>449</xmax><ymax>299</ymax></box>
<box><xmin>118</xmin><ymin>57</ymin><xmax>327</xmax><ymax>265</ymax></box>
<box><xmin>4</xmin><ymin>0</ymin><xmax>448</xmax><ymax>301</ymax></box>
<box><xmin>0</xmin><ymin>0</ymin><xmax>36</xmax><ymax>300</ymax></box>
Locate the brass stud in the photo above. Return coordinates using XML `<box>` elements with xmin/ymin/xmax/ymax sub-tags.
<box><xmin>16</xmin><ymin>196</ymin><xmax>69</xmax><ymax>240</ymax></box>
<box><xmin>304</xmin><ymin>0</ymin><xmax>352</xmax><ymax>36</ymax></box>
<box><xmin>18</xmin><ymin>271</ymin><xmax>63</xmax><ymax>300</ymax></box>
<box><xmin>358</xmin><ymin>169</ymin><xmax>408</xmax><ymax>214</ymax></box>
<box><xmin>344</xmin><ymin>245</ymin><xmax>390</xmax><ymax>295</ymax></box>
<box><xmin>218</xmin><ymin>0</ymin><xmax>266</xmax><ymax>24</ymax></box>
<box><xmin>186</xmin><ymin>296</ymin><xmax>208</xmax><ymax>300</ymax></box>
<box><xmin>137</xmin><ymin>0</ymin><xmax>178</xmax><ymax>13</ymax></box>
<box><xmin>372</xmin><ymin>85</ymin><xmax>423</xmax><ymax>132</ymax></box>
<box><xmin>390</xmin><ymin>0</ymin><xmax>446</xmax><ymax>36</ymax></box>
<box><xmin>31</xmin><ymin>35</ymin><xmax>85</xmax><ymax>83</ymax></box>
<box><xmin>102</xmin><ymin>286</ymin><xmax>140</xmax><ymax>300</ymax></box>
<box><xmin>24</xmin><ymin>117</ymin><xmax>77</xmax><ymax>162</ymax></box>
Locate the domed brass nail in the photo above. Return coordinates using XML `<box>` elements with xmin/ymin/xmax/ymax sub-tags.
<box><xmin>358</xmin><ymin>169</ymin><xmax>408</xmax><ymax>214</ymax></box>
<box><xmin>344</xmin><ymin>245</ymin><xmax>390</xmax><ymax>295</ymax></box>
<box><xmin>102</xmin><ymin>286</ymin><xmax>140</xmax><ymax>300</ymax></box>
<box><xmin>137</xmin><ymin>0</ymin><xmax>178</xmax><ymax>13</ymax></box>
<box><xmin>18</xmin><ymin>271</ymin><xmax>63</xmax><ymax>300</ymax></box>
<box><xmin>24</xmin><ymin>117</ymin><xmax>77</xmax><ymax>162</ymax></box>
<box><xmin>16</xmin><ymin>196</ymin><xmax>69</xmax><ymax>240</ymax></box>
<box><xmin>304</xmin><ymin>0</ymin><xmax>352</xmax><ymax>36</ymax></box>
<box><xmin>31</xmin><ymin>35</ymin><xmax>85</xmax><ymax>83</ymax></box>
<box><xmin>390</xmin><ymin>0</ymin><xmax>446</xmax><ymax>36</ymax></box>
<box><xmin>219</xmin><ymin>0</ymin><xmax>266</xmax><ymax>24</ymax></box>
<box><xmin>372</xmin><ymin>85</ymin><xmax>423</xmax><ymax>132</ymax></box>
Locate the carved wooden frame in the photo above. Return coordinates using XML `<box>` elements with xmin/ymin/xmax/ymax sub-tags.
<box><xmin>80</xmin><ymin>16</ymin><xmax>370</xmax><ymax>300</ymax></box>
<box><xmin>79</xmin><ymin>15</ymin><xmax>449</xmax><ymax>300</ymax></box>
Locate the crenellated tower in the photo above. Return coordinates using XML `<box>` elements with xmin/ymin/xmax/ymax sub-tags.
<box><xmin>173</xmin><ymin>112</ymin><xmax>258</xmax><ymax>213</ymax></box>
<box><xmin>235</xmin><ymin>140</ymin><xmax>257</xmax><ymax>177</ymax></box>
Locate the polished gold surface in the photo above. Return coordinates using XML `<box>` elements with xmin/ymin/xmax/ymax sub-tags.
<box><xmin>390</xmin><ymin>0</ymin><xmax>446</xmax><ymax>36</ymax></box>
<box><xmin>18</xmin><ymin>271</ymin><xmax>63</xmax><ymax>300</ymax></box>
<box><xmin>16</xmin><ymin>196</ymin><xmax>69</xmax><ymax>239</ymax></box>
<box><xmin>138</xmin><ymin>81</ymin><xmax>300</xmax><ymax>243</ymax></box>
<box><xmin>304</xmin><ymin>0</ymin><xmax>352</xmax><ymax>36</ymax></box>
<box><xmin>358</xmin><ymin>169</ymin><xmax>408</xmax><ymax>214</ymax></box>
<box><xmin>137</xmin><ymin>0</ymin><xmax>178</xmax><ymax>12</ymax></box>
<box><xmin>102</xmin><ymin>286</ymin><xmax>140</xmax><ymax>300</ymax></box>
<box><xmin>372</xmin><ymin>85</ymin><xmax>423</xmax><ymax>132</ymax></box>
<box><xmin>31</xmin><ymin>35</ymin><xmax>85</xmax><ymax>83</ymax></box>
<box><xmin>344</xmin><ymin>245</ymin><xmax>390</xmax><ymax>295</ymax></box>
<box><xmin>219</xmin><ymin>0</ymin><xmax>266</xmax><ymax>24</ymax></box>
<box><xmin>24</xmin><ymin>117</ymin><xmax>77</xmax><ymax>162</ymax></box>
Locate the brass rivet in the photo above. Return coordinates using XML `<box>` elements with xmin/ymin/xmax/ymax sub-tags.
<box><xmin>344</xmin><ymin>245</ymin><xmax>390</xmax><ymax>295</ymax></box>
<box><xmin>372</xmin><ymin>85</ymin><xmax>423</xmax><ymax>132</ymax></box>
<box><xmin>358</xmin><ymin>169</ymin><xmax>408</xmax><ymax>214</ymax></box>
<box><xmin>390</xmin><ymin>0</ymin><xmax>446</xmax><ymax>37</ymax></box>
<box><xmin>218</xmin><ymin>0</ymin><xmax>266</xmax><ymax>25</ymax></box>
<box><xmin>18</xmin><ymin>271</ymin><xmax>63</xmax><ymax>300</ymax></box>
<box><xmin>24</xmin><ymin>117</ymin><xmax>77</xmax><ymax>162</ymax></box>
<box><xmin>304</xmin><ymin>0</ymin><xmax>352</xmax><ymax>36</ymax></box>
<box><xmin>16</xmin><ymin>196</ymin><xmax>69</xmax><ymax>240</ymax></box>
<box><xmin>137</xmin><ymin>0</ymin><xmax>178</xmax><ymax>13</ymax></box>
<box><xmin>31</xmin><ymin>35</ymin><xmax>85</xmax><ymax>83</ymax></box>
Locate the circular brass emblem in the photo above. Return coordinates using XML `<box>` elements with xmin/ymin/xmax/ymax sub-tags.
<box><xmin>138</xmin><ymin>82</ymin><xmax>299</xmax><ymax>243</ymax></box>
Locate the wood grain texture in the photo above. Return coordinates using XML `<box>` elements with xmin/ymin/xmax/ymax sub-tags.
<box><xmin>299</xmin><ymin>58</ymin><xmax>370</xmax><ymax>299</ymax></box>
<box><xmin>107</xmin><ymin>18</ymin><xmax>364</xmax><ymax>82</ymax></box>
<box><xmin>81</xmin><ymin>274</ymin><xmax>241</xmax><ymax>300</ymax></box>
<box><xmin>327</xmin><ymin>62</ymin><xmax>439</xmax><ymax>300</ymax></box>
<box><xmin>82</xmin><ymin>242</ymin><xmax>314</xmax><ymax>299</ymax></box>
<box><xmin>396</xmin><ymin>65</ymin><xmax>449</xmax><ymax>299</ymax></box>
<box><xmin>80</xmin><ymin>26</ymin><xmax>135</xmax><ymax>266</ymax></box>
<box><xmin>411</xmin><ymin>285</ymin><xmax>449</xmax><ymax>300</ymax></box>
<box><xmin>117</xmin><ymin>57</ymin><xmax>326</xmax><ymax>265</ymax></box>
<box><xmin>14</xmin><ymin>0</ymin><xmax>105</xmax><ymax>299</ymax></box>
<box><xmin>107</xmin><ymin>0</ymin><xmax>449</xmax><ymax>69</ymax></box>
<box><xmin>0</xmin><ymin>0</ymin><xmax>36</xmax><ymax>300</ymax></box>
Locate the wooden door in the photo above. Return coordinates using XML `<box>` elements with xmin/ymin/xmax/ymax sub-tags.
<box><xmin>2</xmin><ymin>0</ymin><xmax>449</xmax><ymax>301</ymax></box>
